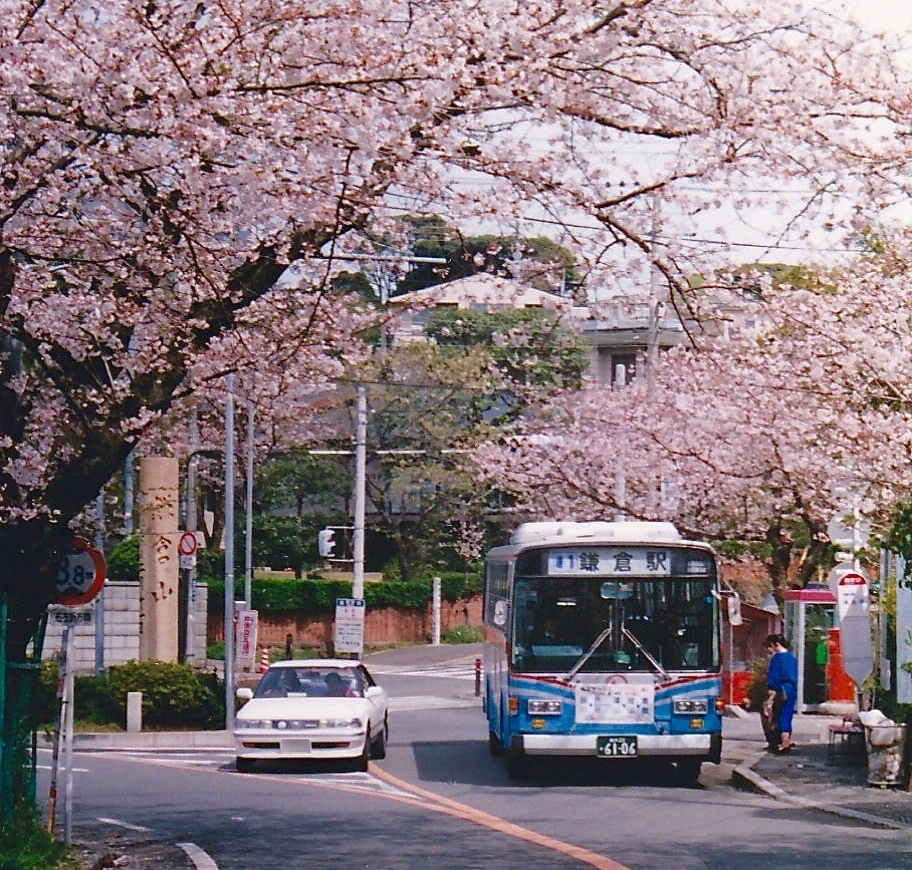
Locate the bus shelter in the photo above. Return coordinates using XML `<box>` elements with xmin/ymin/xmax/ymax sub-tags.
<box><xmin>783</xmin><ymin>585</ymin><xmax>837</xmax><ymax>713</ymax></box>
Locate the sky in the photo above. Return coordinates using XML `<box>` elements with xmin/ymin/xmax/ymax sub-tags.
<box><xmin>390</xmin><ymin>0</ymin><xmax>912</xmax><ymax>287</ymax></box>
<box><xmin>835</xmin><ymin>0</ymin><xmax>912</xmax><ymax>32</ymax></box>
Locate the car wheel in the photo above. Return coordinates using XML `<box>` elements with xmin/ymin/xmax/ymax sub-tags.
<box><xmin>370</xmin><ymin>719</ymin><xmax>388</xmax><ymax>760</ymax></box>
<box><xmin>352</xmin><ymin>734</ymin><xmax>371</xmax><ymax>772</ymax></box>
<box><xmin>488</xmin><ymin>731</ymin><xmax>503</xmax><ymax>756</ymax></box>
<box><xmin>236</xmin><ymin>757</ymin><xmax>255</xmax><ymax>774</ymax></box>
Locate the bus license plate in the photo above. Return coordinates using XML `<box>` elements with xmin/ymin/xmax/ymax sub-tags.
<box><xmin>597</xmin><ymin>736</ymin><xmax>637</xmax><ymax>758</ymax></box>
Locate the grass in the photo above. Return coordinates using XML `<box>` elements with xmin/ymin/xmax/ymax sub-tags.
<box><xmin>0</xmin><ymin>813</ymin><xmax>73</xmax><ymax>870</ymax></box>
<box><xmin>441</xmin><ymin>624</ymin><xmax>484</xmax><ymax>644</ymax></box>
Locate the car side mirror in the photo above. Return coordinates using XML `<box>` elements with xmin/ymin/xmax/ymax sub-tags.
<box><xmin>365</xmin><ymin>686</ymin><xmax>382</xmax><ymax>698</ymax></box>
<box><xmin>236</xmin><ymin>687</ymin><xmax>253</xmax><ymax>702</ymax></box>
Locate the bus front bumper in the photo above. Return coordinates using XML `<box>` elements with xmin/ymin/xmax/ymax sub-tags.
<box><xmin>513</xmin><ymin>732</ymin><xmax>719</xmax><ymax>760</ymax></box>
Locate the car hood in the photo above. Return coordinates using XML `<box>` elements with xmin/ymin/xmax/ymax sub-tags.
<box><xmin>236</xmin><ymin>696</ymin><xmax>373</xmax><ymax>721</ymax></box>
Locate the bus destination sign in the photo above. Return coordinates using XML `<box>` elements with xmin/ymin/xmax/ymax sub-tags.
<box><xmin>547</xmin><ymin>547</ymin><xmax>672</xmax><ymax>576</ymax></box>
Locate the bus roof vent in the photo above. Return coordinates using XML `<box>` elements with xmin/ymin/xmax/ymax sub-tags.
<box><xmin>510</xmin><ymin>520</ymin><xmax>682</xmax><ymax>545</ymax></box>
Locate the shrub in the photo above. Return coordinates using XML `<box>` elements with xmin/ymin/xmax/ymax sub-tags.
<box><xmin>441</xmin><ymin>624</ymin><xmax>483</xmax><ymax>644</ymax></box>
<box><xmin>97</xmin><ymin>661</ymin><xmax>223</xmax><ymax>729</ymax></box>
<box><xmin>206</xmin><ymin>571</ymin><xmax>482</xmax><ymax>614</ymax></box>
<box><xmin>747</xmin><ymin>657</ymin><xmax>769</xmax><ymax>711</ymax></box>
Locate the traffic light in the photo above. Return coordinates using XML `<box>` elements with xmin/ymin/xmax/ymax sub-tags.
<box><xmin>318</xmin><ymin>528</ymin><xmax>336</xmax><ymax>558</ymax></box>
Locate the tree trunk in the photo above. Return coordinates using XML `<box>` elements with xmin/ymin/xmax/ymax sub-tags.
<box><xmin>765</xmin><ymin>520</ymin><xmax>793</xmax><ymax>603</ymax></box>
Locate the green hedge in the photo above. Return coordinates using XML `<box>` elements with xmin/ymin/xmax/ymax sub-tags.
<box><xmin>204</xmin><ymin>571</ymin><xmax>482</xmax><ymax>614</ymax></box>
<box><xmin>36</xmin><ymin>660</ymin><xmax>224</xmax><ymax>730</ymax></box>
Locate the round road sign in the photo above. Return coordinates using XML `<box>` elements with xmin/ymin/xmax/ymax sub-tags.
<box><xmin>56</xmin><ymin>537</ymin><xmax>106</xmax><ymax>607</ymax></box>
<box><xmin>179</xmin><ymin>531</ymin><xmax>199</xmax><ymax>557</ymax></box>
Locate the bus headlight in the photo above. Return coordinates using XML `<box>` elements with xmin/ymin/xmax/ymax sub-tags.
<box><xmin>528</xmin><ymin>699</ymin><xmax>562</xmax><ymax>716</ymax></box>
<box><xmin>673</xmin><ymin>699</ymin><xmax>708</xmax><ymax>715</ymax></box>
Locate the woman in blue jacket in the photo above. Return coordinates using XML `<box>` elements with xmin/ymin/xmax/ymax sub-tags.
<box><xmin>765</xmin><ymin>633</ymin><xmax>798</xmax><ymax>753</ymax></box>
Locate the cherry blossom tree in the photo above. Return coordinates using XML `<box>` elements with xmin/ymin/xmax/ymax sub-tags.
<box><xmin>472</xmin><ymin>236</ymin><xmax>912</xmax><ymax>596</ymax></box>
<box><xmin>1</xmin><ymin>0</ymin><xmax>910</xmax><ymax>661</ymax></box>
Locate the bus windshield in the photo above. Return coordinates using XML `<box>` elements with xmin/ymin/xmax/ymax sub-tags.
<box><xmin>511</xmin><ymin>574</ymin><xmax>717</xmax><ymax>674</ymax></box>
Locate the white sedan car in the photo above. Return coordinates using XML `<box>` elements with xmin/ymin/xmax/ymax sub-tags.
<box><xmin>234</xmin><ymin>659</ymin><xmax>388</xmax><ymax>773</ymax></box>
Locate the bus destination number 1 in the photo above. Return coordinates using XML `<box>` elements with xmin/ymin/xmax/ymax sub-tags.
<box><xmin>597</xmin><ymin>735</ymin><xmax>638</xmax><ymax>758</ymax></box>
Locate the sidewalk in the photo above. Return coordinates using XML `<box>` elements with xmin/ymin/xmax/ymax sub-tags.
<box><xmin>726</xmin><ymin>710</ymin><xmax>912</xmax><ymax>829</ymax></box>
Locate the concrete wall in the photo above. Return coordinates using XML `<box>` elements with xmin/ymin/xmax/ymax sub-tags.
<box><xmin>42</xmin><ymin>581</ymin><xmax>209</xmax><ymax>674</ymax></box>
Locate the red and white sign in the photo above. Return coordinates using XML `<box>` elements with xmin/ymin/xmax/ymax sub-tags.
<box><xmin>235</xmin><ymin>609</ymin><xmax>259</xmax><ymax>670</ymax></box>
<box><xmin>55</xmin><ymin>537</ymin><xmax>106</xmax><ymax>607</ymax></box>
<box><xmin>837</xmin><ymin>571</ymin><xmax>869</xmax><ymax>619</ymax></box>
<box><xmin>178</xmin><ymin>531</ymin><xmax>199</xmax><ymax>557</ymax></box>
<box><xmin>837</xmin><ymin>568</ymin><xmax>872</xmax><ymax>689</ymax></box>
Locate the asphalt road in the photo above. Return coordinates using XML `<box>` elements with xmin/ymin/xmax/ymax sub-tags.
<box><xmin>39</xmin><ymin>648</ymin><xmax>912</xmax><ymax>870</ymax></box>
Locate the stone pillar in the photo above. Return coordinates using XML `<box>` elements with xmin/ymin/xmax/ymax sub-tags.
<box><xmin>138</xmin><ymin>457</ymin><xmax>180</xmax><ymax>661</ymax></box>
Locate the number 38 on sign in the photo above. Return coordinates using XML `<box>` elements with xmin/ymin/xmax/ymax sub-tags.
<box><xmin>55</xmin><ymin>537</ymin><xmax>106</xmax><ymax>607</ymax></box>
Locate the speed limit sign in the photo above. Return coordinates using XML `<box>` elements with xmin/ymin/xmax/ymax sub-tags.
<box><xmin>56</xmin><ymin>537</ymin><xmax>106</xmax><ymax>607</ymax></box>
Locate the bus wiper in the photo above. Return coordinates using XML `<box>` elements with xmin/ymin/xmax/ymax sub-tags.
<box><xmin>622</xmin><ymin>626</ymin><xmax>670</xmax><ymax>681</ymax></box>
<box><xmin>564</xmin><ymin>625</ymin><xmax>612</xmax><ymax>680</ymax></box>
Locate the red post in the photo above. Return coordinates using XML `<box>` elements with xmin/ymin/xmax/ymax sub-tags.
<box><xmin>826</xmin><ymin>627</ymin><xmax>855</xmax><ymax>702</ymax></box>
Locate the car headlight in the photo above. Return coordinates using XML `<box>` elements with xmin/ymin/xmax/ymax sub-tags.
<box><xmin>673</xmin><ymin>699</ymin><xmax>708</xmax><ymax>715</ymax></box>
<box><xmin>235</xmin><ymin>719</ymin><xmax>270</xmax><ymax>729</ymax></box>
<box><xmin>527</xmin><ymin>699</ymin><xmax>562</xmax><ymax>716</ymax></box>
<box><xmin>319</xmin><ymin>718</ymin><xmax>363</xmax><ymax>729</ymax></box>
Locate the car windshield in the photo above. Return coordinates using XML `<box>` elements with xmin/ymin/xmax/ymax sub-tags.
<box><xmin>254</xmin><ymin>666</ymin><xmax>365</xmax><ymax>699</ymax></box>
<box><xmin>511</xmin><ymin>575</ymin><xmax>717</xmax><ymax>674</ymax></box>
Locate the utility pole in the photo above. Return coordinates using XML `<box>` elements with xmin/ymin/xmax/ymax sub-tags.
<box><xmin>245</xmin><ymin>404</ymin><xmax>255</xmax><ymax>609</ymax></box>
<box><xmin>352</xmin><ymin>386</ymin><xmax>367</xmax><ymax>600</ymax></box>
<box><xmin>223</xmin><ymin>375</ymin><xmax>236</xmax><ymax>729</ymax></box>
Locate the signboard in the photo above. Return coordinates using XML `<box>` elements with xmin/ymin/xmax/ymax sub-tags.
<box><xmin>55</xmin><ymin>537</ymin><xmax>106</xmax><ymax>607</ymax></box>
<box><xmin>48</xmin><ymin>605</ymin><xmax>95</xmax><ymax>626</ymax></box>
<box><xmin>235</xmin><ymin>609</ymin><xmax>258</xmax><ymax>670</ymax></box>
<box><xmin>837</xmin><ymin>569</ymin><xmax>873</xmax><ymax>689</ymax></box>
<box><xmin>334</xmin><ymin>598</ymin><xmax>365</xmax><ymax>655</ymax></box>
<box><xmin>179</xmin><ymin>530</ymin><xmax>200</xmax><ymax>570</ymax></box>
<box><xmin>827</xmin><ymin>514</ymin><xmax>870</xmax><ymax>550</ymax></box>
<box><xmin>827</xmin><ymin>559</ymin><xmax>856</xmax><ymax>597</ymax></box>
<box><xmin>575</xmin><ymin>682</ymin><xmax>655</xmax><ymax>724</ymax></box>
<box><xmin>547</xmin><ymin>547</ymin><xmax>673</xmax><ymax>576</ymax></box>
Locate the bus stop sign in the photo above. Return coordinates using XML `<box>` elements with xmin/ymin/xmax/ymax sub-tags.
<box><xmin>837</xmin><ymin>570</ymin><xmax>872</xmax><ymax>689</ymax></box>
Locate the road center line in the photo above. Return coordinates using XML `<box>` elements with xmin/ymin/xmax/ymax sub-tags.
<box><xmin>370</xmin><ymin>766</ymin><xmax>631</xmax><ymax>870</ymax></box>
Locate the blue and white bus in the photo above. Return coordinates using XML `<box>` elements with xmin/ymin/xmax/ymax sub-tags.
<box><xmin>483</xmin><ymin>521</ymin><xmax>724</xmax><ymax>781</ymax></box>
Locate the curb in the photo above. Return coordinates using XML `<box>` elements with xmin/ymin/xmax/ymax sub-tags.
<box><xmin>732</xmin><ymin>748</ymin><xmax>909</xmax><ymax>831</ymax></box>
<box><xmin>40</xmin><ymin>730</ymin><xmax>233</xmax><ymax>751</ymax></box>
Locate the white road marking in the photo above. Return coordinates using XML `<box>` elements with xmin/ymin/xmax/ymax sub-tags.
<box><xmin>178</xmin><ymin>842</ymin><xmax>220</xmax><ymax>869</ymax></box>
<box><xmin>389</xmin><ymin>696</ymin><xmax>480</xmax><ymax>711</ymax></box>
<box><xmin>97</xmin><ymin>816</ymin><xmax>151</xmax><ymax>832</ymax></box>
<box><xmin>371</xmin><ymin>663</ymin><xmax>476</xmax><ymax>681</ymax></box>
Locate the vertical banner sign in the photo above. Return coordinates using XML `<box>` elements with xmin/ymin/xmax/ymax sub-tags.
<box><xmin>896</xmin><ymin>555</ymin><xmax>912</xmax><ymax>704</ymax></box>
<box><xmin>235</xmin><ymin>609</ymin><xmax>258</xmax><ymax>672</ymax></box>
<box><xmin>837</xmin><ymin>570</ymin><xmax>873</xmax><ymax>690</ymax></box>
<box><xmin>334</xmin><ymin>598</ymin><xmax>365</xmax><ymax>655</ymax></box>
